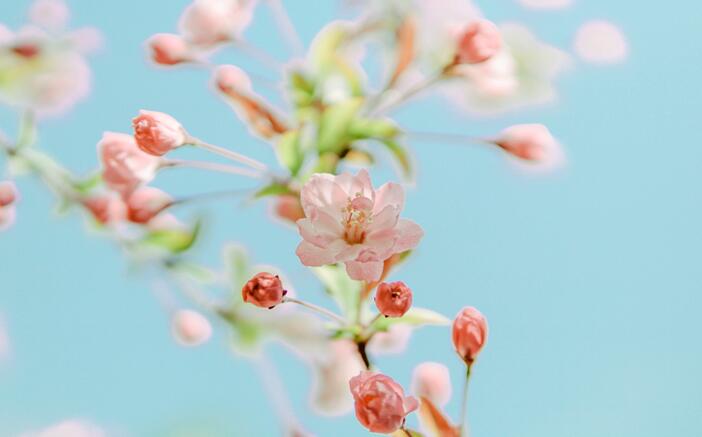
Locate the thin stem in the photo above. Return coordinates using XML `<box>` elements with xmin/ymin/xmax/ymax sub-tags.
<box><xmin>169</xmin><ymin>188</ymin><xmax>253</xmax><ymax>207</ymax></box>
<box><xmin>160</xmin><ymin>158</ymin><xmax>264</xmax><ymax>179</ymax></box>
<box><xmin>404</xmin><ymin>131</ymin><xmax>494</xmax><ymax>147</ymax></box>
<box><xmin>371</xmin><ymin>73</ymin><xmax>443</xmax><ymax>116</ymax></box>
<box><xmin>459</xmin><ymin>365</ymin><xmax>472</xmax><ymax>437</ymax></box>
<box><xmin>282</xmin><ymin>297</ymin><xmax>346</xmax><ymax>325</ymax></box>
<box><xmin>187</xmin><ymin>137</ymin><xmax>269</xmax><ymax>173</ymax></box>
<box><xmin>356</xmin><ymin>340</ymin><xmax>371</xmax><ymax>370</ymax></box>
<box><xmin>267</xmin><ymin>0</ymin><xmax>304</xmax><ymax>55</ymax></box>
<box><xmin>231</xmin><ymin>39</ymin><xmax>284</xmax><ymax>71</ymax></box>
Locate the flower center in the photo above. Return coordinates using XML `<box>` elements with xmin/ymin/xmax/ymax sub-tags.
<box><xmin>341</xmin><ymin>193</ymin><xmax>373</xmax><ymax>245</ymax></box>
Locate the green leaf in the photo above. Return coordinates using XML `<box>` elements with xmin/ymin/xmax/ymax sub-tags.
<box><xmin>253</xmin><ymin>182</ymin><xmax>293</xmax><ymax>199</ymax></box>
<box><xmin>276</xmin><ymin>130</ymin><xmax>304</xmax><ymax>176</ymax></box>
<box><xmin>370</xmin><ymin>307</ymin><xmax>450</xmax><ymax>333</ymax></box>
<box><xmin>317</xmin><ymin>98</ymin><xmax>363</xmax><ymax>154</ymax></box>
<box><xmin>141</xmin><ymin>220</ymin><xmax>201</xmax><ymax>253</ymax></box>
<box><xmin>288</xmin><ymin>71</ymin><xmax>316</xmax><ymax>108</ymax></box>
<box><xmin>311</xmin><ymin>264</ymin><xmax>361</xmax><ymax>320</ymax></box>
<box><xmin>72</xmin><ymin>172</ymin><xmax>103</xmax><ymax>194</ymax></box>
<box><xmin>380</xmin><ymin>138</ymin><xmax>414</xmax><ymax>180</ymax></box>
<box><xmin>349</xmin><ymin>118</ymin><xmax>400</xmax><ymax>140</ymax></box>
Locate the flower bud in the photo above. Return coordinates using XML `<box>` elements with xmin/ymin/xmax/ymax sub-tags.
<box><xmin>374</xmin><ymin>281</ymin><xmax>412</xmax><ymax>318</ymax></box>
<box><xmin>147</xmin><ymin>33</ymin><xmax>192</xmax><ymax>66</ymax></box>
<box><xmin>125</xmin><ymin>186</ymin><xmax>172</xmax><ymax>224</ymax></box>
<box><xmin>242</xmin><ymin>272</ymin><xmax>286</xmax><ymax>309</ymax></box>
<box><xmin>0</xmin><ymin>181</ymin><xmax>18</xmax><ymax>207</ymax></box>
<box><xmin>349</xmin><ymin>371</ymin><xmax>418</xmax><ymax>434</ymax></box>
<box><xmin>452</xmin><ymin>306</ymin><xmax>488</xmax><ymax>365</ymax></box>
<box><xmin>273</xmin><ymin>194</ymin><xmax>305</xmax><ymax>225</ymax></box>
<box><xmin>82</xmin><ymin>195</ymin><xmax>126</xmax><ymax>225</ymax></box>
<box><xmin>171</xmin><ymin>309</ymin><xmax>212</xmax><ymax>346</ymax></box>
<box><xmin>132</xmin><ymin>110</ymin><xmax>187</xmax><ymax>156</ymax></box>
<box><xmin>178</xmin><ymin>0</ymin><xmax>254</xmax><ymax>46</ymax></box>
<box><xmin>98</xmin><ymin>132</ymin><xmax>160</xmax><ymax>196</ymax></box>
<box><xmin>411</xmin><ymin>362</ymin><xmax>452</xmax><ymax>407</ymax></box>
<box><xmin>456</xmin><ymin>19</ymin><xmax>502</xmax><ymax>64</ymax></box>
<box><xmin>495</xmin><ymin>123</ymin><xmax>557</xmax><ymax>161</ymax></box>
<box><xmin>213</xmin><ymin>64</ymin><xmax>253</xmax><ymax>94</ymax></box>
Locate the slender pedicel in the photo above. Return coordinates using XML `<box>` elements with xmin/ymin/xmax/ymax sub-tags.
<box><xmin>403</xmin><ymin>131</ymin><xmax>494</xmax><ymax>146</ymax></box>
<box><xmin>185</xmin><ymin>137</ymin><xmax>269</xmax><ymax>172</ymax></box>
<box><xmin>160</xmin><ymin>159</ymin><xmax>264</xmax><ymax>179</ymax></box>
<box><xmin>230</xmin><ymin>39</ymin><xmax>284</xmax><ymax>71</ymax></box>
<box><xmin>459</xmin><ymin>365</ymin><xmax>472</xmax><ymax>437</ymax></box>
<box><xmin>282</xmin><ymin>297</ymin><xmax>346</xmax><ymax>325</ymax></box>
<box><xmin>168</xmin><ymin>188</ymin><xmax>253</xmax><ymax>207</ymax></box>
<box><xmin>266</xmin><ymin>0</ymin><xmax>304</xmax><ymax>55</ymax></box>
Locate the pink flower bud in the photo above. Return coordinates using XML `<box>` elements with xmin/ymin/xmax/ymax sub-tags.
<box><xmin>98</xmin><ymin>132</ymin><xmax>160</xmax><ymax>196</ymax></box>
<box><xmin>214</xmin><ymin>64</ymin><xmax>253</xmax><ymax>94</ymax></box>
<box><xmin>495</xmin><ymin>123</ymin><xmax>558</xmax><ymax>162</ymax></box>
<box><xmin>374</xmin><ymin>281</ymin><xmax>412</xmax><ymax>318</ymax></box>
<box><xmin>11</xmin><ymin>43</ymin><xmax>41</xmax><ymax>59</ymax></box>
<box><xmin>349</xmin><ymin>371</ymin><xmax>419</xmax><ymax>434</ymax></box>
<box><xmin>171</xmin><ymin>309</ymin><xmax>212</xmax><ymax>346</ymax></box>
<box><xmin>132</xmin><ymin>110</ymin><xmax>187</xmax><ymax>156</ymax></box>
<box><xmin>411</xmin><ymin>362</ymin><xmax>452</xmax><ymax>407</ymax></box>
<box><xmin>456</xmin><ymin>20</ymin><xmax>502</xmax><ymax>64</ymax></box>
<box><xmin>147</xmin><ymin>33</ymin><xmax>192</xmax><ymax>66</ymax></box>
<box><xmin>0</xmin><ymin>181</ymin><xmax>18</xmax><ymax>207</ymax></box>
<box><xmin>125</xmin><ymin>186</ymin><xmax>172</xmax><ymax>224</ymax></box>
<box><xmin>272</xmin><ymin>194</ymin><xmax>305</xmax><ymax>225</ymax></box>
<box><xmin>82</xmin><ymin>195</ymin><xmax>126</xmax><ymax>225</ymax></box>
<box><xmin>452</xmin><ymin>306</ymin><xmax>488</xmax><ymax>365</ymax></box>
<box><xmin>178</xmin><ymin>0</ymin><xmax>254</xmax><ymax>46</ymax></box>
<box><xmin>242</xmin><ymin>272</ymin><xmax>287</xmax><ymax>309</ymax></box>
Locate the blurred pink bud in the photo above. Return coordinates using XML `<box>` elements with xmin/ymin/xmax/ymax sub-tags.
<box><xmin>29</xmin><ymin>0</ymin><xmax>70</xmax><ymax>32</ymax></box>
<box><xmin>147</xmin><ymin>33</ymin><xmax>192</xmax><ymax>66</ymax></box>
<box><xmin>242</xmin><ymin>272</ymin><xmax>287</xmax><ymax>308</ymax></box>
<box><xmin>574</xmin><ymin>20</ymin><xmax>628</xmax><ymax>64</ymax></box>
<box><xmin>452</xmin><ymin>306</ymin><xmax>488</xmax><ymax>365</ymax></box>
<box><xmin>11</xmin><ymin>43</ymin><xmax>41</xmax><ymax>59</ymax></box>
<box><xmin>214</xmin><ymin>64</ymin><xmax>253</xmax><ymax>93</ymax></box>
<box><xmin>495</xmin><ymin>123</ymin><xmax>559</xmax><ymax>162</ymax></box>
<box><xmin>367</xmin><ymin>324</ymin><xmax>412</xmax><ymax>356</ymax></box>
<box><xmin>98</xmin><ymin>132</ymin><xmax>160</xmax><ymax>196</ymax></box>
<box><xmin>132</xmin><ymin>110</ymin><xmax>188</xmax><ymax>156</ymax></box>
<box><xmin>171</xmin><ymin>309</ymin><xmax>212</xmax><ymax>346</ymax></box>
<box><xmin>456</xmin><ymin>20</ymin><xmax>502</xmax><ymax>64</ymax></box>
<box><xmin>411</xmin><ymin>362</ymin><xmax>452</xmax><ymax>407</ymax></box>
<box><xmin>82</xmin><ymin>195</ymin><xmax>126</xmax><ymax>225</ymax></box>
<box><xmin>178</xmin><ymin>0</ymin><xmax>254</xmax><ymax>46</ymax></box>
<box><xmin>349</xmin><ymin>371</ymin><xmax>418</xmax><ymax>434</ymax></box>
<box><xmin>0</xmin><ymin>181</ymin><xmax>18</xmax><ymax>207</ymax></box>
<box><xmin>273</xmin><ymin>194</ymin><xmax>305</xmax><ymax>225</ymax></box>
<box><xmin>68</xmin><ymin>27</ymin><xmax>103</xmax><ymax>54</ymax></box>
<box><xmin>125</xmin><ymin>187</ymin><xmax>172</xmax><ymax>224</ymax></box>
<box><xmin>375</xmin><ymin>281</ymin><xmax>412</xmax><ymax>318</ymax></box>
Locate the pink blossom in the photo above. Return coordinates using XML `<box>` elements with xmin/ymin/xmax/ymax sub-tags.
<box><xmin>272</xmin><ymin>194</ymin><xmax>305</xmax><ymax>225</ymax></box>
<box><xmin>296</xmin><ymin>170</ymin><xmax>423</xmax><ymax>282</ymax></box>
<box><xmin>125</xmin><ymin>186</ymin><xmax>172</xmax><ymax>224</ymax></box>
<box><xmin>452</xmin><ymin>306</ymin><xmax>488</xmax><ymax>365</ymax></box>
<box><xmin>147</xmin><ymin>33</ymin><xmax>192</xmax><ymax>66</ymax></box>
<box><xmin>242</xmin><ymin>272</ymin><xmax>287</xmax><ymax>308</ymax></box>
<box><xmin>349</xmin><ymin>371</ymin><xmax>418</xmax><ymax>434</ymax></box>
<box><xmin>171</xmin><ymin>309</ymin><xmax>212</xmax><ymax>347</ymax></box>
<box><xmin>456</xmin><ymin>20</ymin><xmax>502</xmax><ymax>64</ymax></box>
<box><xmin>375</xmin><ymin>281</ymin><xmax>412</xmax><ymax>317</ymax></box>
<box><xmin>0</xmin><ymin>181</ymin><xmax>18</xmax><ymax>231</ymax></box>
<box><xmin>367</xmin><ymin>324</ymin><xmax>412</xmax><ymax>356</ymax></box>
<box><xmin>82</xmin><ymin>194</ymin><xmax>126</xmax><ymax>225</ymax></box>
<box><xmin>310</xmin><ymin>340</ymin><xmax>366</xmax><ymax>416</ymax></box>
<box><xmin>178</xmin><ymin>0</ymin><xmax>256</xmax><ymax>46</ymax></box>
<box><xmin>214</xmin><ymin>64</ymin><xmax>253</xmax><ymax>94</ymax></box>
<box><xmin>98</xmin><ymin>132</ymin><xmax>160</xmax><ymax>196</ymax></box>
<box><xmin>29</xmin><ymin>0</ymin><xmax>70</xmax><ymax>32</ymax></box>
<box><xmin>574</xmin><ymin>20</ymin><xmax>628</xmax><ymax>64</ymax></box>
<box><xmin>411</xmin><ymin>362</ymin><xmax>452</xmax><ymax>407</ymax></box>
<box><xmin>495</xmin><ymin>124</ymin><xmax>564</xmax><ymax>170</ymax></box>
<box><xmin>132</xmin><ymin>110</ymin><xmax>188</xmax><ymax>156</ymax></box>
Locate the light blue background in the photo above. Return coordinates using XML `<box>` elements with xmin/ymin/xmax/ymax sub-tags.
<box><xmin>1</xmin><ymin>0</ymin><xmax>701</xmax><ymax>436</ymax></box>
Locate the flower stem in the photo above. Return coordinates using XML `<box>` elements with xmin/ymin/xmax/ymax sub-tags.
<box><xmin>459</xmin><ymin>364</ymin><xmax>472</xmax><ymax>437</ymax></box>
<box><xmin>231</xmin><ymin>39</ymin><xmax>284</xmax><ymax>71</ymax></box>
<box><xmin>282</xmin><ymin>297</ymin><xmax>346</xmax><ymax>325</ymax></box>
<box><xmin>187</xmin><ymin>137</ymin><xmax>269</xmax><ymax>173</ymax></box>
<box><xmin>356</xmin><ymin>340</ymin><xmax>371</xmax><ymax>370</ymax></box>
<box><xmin>169</xmin><ymin>188</ymin><xmax>253</xmax><ymax>207</ymax></box>
<box><xmin>403</xmin><ymin>131</ymin><xmax>494</xmax><ymax>147</ymax></box>
<box><xmin>371</xmin><ymin>73</ymin><xmax>443</xmax><ymax>116</ymax></box>
<box><xmin>160</xmin><ymin>158</ymin><xmax>264</xmax><ymax>179</ymax></box>
<box><xmin>266</xmin><ymin>0</ymin><xmax>304</xmax><ymax>55</ymax></box>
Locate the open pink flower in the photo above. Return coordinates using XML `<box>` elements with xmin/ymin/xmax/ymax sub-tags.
<box><xmin>452</xmin><ymin>306</ymin><xmax>488</xmax><ymax>365</ymax></box>
<box><xmin>242</xmin><ymin>272</ymin><xmax>287</xmax><ymax>308</ymax></box>
<box><xmin>147</xmin><ymin>33</ymin><xmax>192</xmax><ymax>66</ymax></box>
<box><xmin>132</xmin><ymin>110</ymin><xmax>188</xmax><ymax>156</ymax></box>
<box><xmin>98</xmin><ymin>132</ymin><xmax>160</xmax><ymax>196</ymax></box>
<box><xmin>296</xmin><ymin>170</ymin><xmax>423</xmax><ymax>282</ymax></box>
<box><xmin>125</xmin><ymin>186</ymin><xmax>172</xmax><ymax>224</ymax></box>
<box><xmin>178</xmin><ymin>0</ymin><xmax>255</xmax><ymax>46</ymax></box>
<box><xmin>456</xmin><ymin>19</ymin><xmax>502</xmax><ymax>64</ymax></box>
<box><xmin>411</xmin><ymin>362</ymin><xmax>452</xmax><ymax>407</ymax></box>
<box><xmin>375</xmin><ymin>281</ymin><xmax>413</xmax><ymax>317</ymax></box>
<box><xmin>349</xmin><ymin>371</ymin><xmax>418</xmax><ymax>434</ymax></box>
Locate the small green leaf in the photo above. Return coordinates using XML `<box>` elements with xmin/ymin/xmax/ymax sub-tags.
<box><xmin>254</xmin><ymin>182</ymin><xmax>293</xmax><ymax>199</ymax></box>
<box><xmin>380</xmin><ymin>138</ymin><xmax>413</xmax><ymax>180</ymax></box>
<box><xmin>370</xmin><ymin>307</ymin><xmax>450</xmax><ymax>333</ymax></box>
<box><xmin>141</xmin><ymin>220</ymin><xmax>201</xmax><ymax>253</ymax></box>
<box><xmin>317</xmin><ymin>98</ymin><xmax>363</xmax><ymax>154</ymax></box>
<box><xmin>72</xmin><ymin>172</ymin><xmax>103</xmax><ymax>194</ymax></box>
<box><xmin>311</xmin><ymin>264</ymin><xmax>361</xmax><ymax>320</ymax></box>
<box><xmin>349</xmin><ymin>118</ymin><xmax>400</xmax><ymax>140</ymax></box>
<box><xmin>276</xmin><ymin>130</ymin><xmax>304</xmax><ymax>176</ymax></box>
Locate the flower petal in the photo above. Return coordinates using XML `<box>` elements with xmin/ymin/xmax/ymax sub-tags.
<box><xmin>296</xmin><ymin>241</ymin><xmax>341</xmax><ymax>266</ymax></box>
<box><xmin>393</xmin><ymin>219</ymin><xmax>424</xmax><ymax>253</ymax></box>
<box><xmin>373</xmin><ymin>182</ymin><xmax>404</xmax><ymax>214</ymax></box>
<box><xmin>345</xmin><ymin>259</ymin><xmax>384</xmax><ymax>282</ymax></box>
